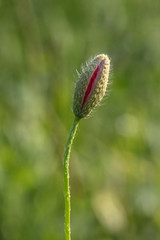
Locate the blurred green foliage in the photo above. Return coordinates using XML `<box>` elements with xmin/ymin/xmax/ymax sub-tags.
<box><xmin>0</xmin><ymin>0</ymin><xmax>160</xmax><ymax>239</ymax></box>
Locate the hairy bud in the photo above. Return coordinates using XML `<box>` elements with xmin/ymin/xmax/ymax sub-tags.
<box><xmin>73</xmin><ymin>54</ymin><xmax>110</xmax><ymax>118</ymax></box>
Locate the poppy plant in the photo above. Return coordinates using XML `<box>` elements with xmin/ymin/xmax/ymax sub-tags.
<box><xmin>64</xmin><ymin>54</ymin><xmax>110</xmax><ymax>240</ymax></box>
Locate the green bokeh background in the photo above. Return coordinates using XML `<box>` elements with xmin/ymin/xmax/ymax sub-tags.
<box><xmin>0</xmin><ymin>0</ymin><xmax>160</xmax><ymax>239</ymax></box>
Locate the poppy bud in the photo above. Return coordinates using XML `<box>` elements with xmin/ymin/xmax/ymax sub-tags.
<box><xmin>73</xmin><ymin>54</ymin><xmax>110</xmax><ymax>118</ymax></box>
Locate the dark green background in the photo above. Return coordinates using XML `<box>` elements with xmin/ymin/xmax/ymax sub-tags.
<box><xmin>0</xmin><ymin>0</ymin><xmax>160</xmax><ymax>239</ymax></box>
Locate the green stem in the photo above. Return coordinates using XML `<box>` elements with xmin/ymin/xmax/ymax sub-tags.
<box><xmin>64</xmin><ymin>117</ymin><xmax>80</xmax><ymax>240</ymax></box>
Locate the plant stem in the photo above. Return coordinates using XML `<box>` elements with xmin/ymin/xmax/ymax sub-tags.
<box><xmin>64</xmin><ymin>117</ymin><xmax>80</xmax><ymax>240</ymax></box>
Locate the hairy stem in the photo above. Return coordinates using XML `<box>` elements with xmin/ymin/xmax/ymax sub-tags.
<box><xmin>64</xmin><ymin>117</ymin><xmax>80</xmax><ymax>240</ymax></box>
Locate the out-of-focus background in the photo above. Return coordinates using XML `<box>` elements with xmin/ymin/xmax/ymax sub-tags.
<box><xmin>0</xmin><ymin>0</ymin><xmax>160</xmax><ymax>239</ymax></box>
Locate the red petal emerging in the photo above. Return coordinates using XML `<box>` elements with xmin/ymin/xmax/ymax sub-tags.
<box><xmin>82</xmin><ymin>63</ymin><xmax>100</xmax><ymax>109</ymax></box>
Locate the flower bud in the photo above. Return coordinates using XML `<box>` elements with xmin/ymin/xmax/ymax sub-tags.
<box><xmin>73</xmin><ymin>54</ymin><xmax>110</xmax><ymax>118</ymax></box>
